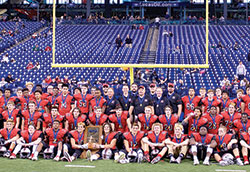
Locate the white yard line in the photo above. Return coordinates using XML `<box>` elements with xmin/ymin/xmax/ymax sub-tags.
<box><xmin>65</xmin><ymin>165</ymin><xmax>96</xmax><ymax>168</ymax></box>
<box><xmin>215</xmin><ymin>170</ymin><xmax>246</xmax><ymax>172</ymax></box>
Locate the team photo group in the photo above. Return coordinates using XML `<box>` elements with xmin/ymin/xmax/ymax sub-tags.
<box><xmin>0</xmin><ymin>80</ymin><xmax>250</xmax><ymax>167</ymax></box>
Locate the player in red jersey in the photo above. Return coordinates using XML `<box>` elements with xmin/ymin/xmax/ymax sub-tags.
<box><xmin>73</xmin><ymin>84</ymin><xmax>93</xmax><ymax>114</ymax></box>
<box><xmin>241</xmin><ymin>86</ymin><xmax>250</xmax><ymax>116</ymax></box>
<box><xmin>142</xmin><ymin>123</ymin><xmax>169</xmax><ymax>164</ymax></box>
<box><xmin>221</xmin><ymin>102</ymin><xmax>241</xmax><ymax>132</ymax></box>
<box><xmin>138</xmin><ymin>106</ymin><xmax>158</xmax><ymax>132</ymax></box>
<box><xmin>89</xmin><ymin>88</ymin><xmax>106</xmax><ymax>113</ymax></box>
<box><xmin>234</xmin><ymin>113</ymin><xmax>250</xmax><ymax>134</ymax></box>
<box><xmin>10</xmin><ymin>123</ymin><xmax>43</xmax><ymax>160</ymax></box>
<box><xmin>158</xmin><ymin>105</ymin><xmax>179</xmax><ymax>136</ymax></box>
<box><xmin>22</xmin><ymin>88</ymin><xmax>35</xmax><ymax>111</ymax></box>
<box><xmin>47</xmin><ymin>87</ymin><xmax>60</xmax><ymax>107</ymax></box>
<box><xmin>0</xmin><ymin>101</ymin><xmax>20</xmax><ymax>129</ymax></box>
<box><xmin>232</xmin><ymin>89</ymin><xmax>244</xmax><ymax>113</ymax></box>
<box><xmin>202</xmin><ymin>89</ymin><xmax>221</xmax><ymax>114</ymax></box>
<box><xmin>55</xmin><ymin>84</ymin><xmax>74</xmax><ymax>116</ymax></box>
<box><xmin>14</xmin><ymin>88</ymin><xmax>26</xmax><ymax>111</ymax></box>
<box><xmin>183</xmin><ymin>107</ymin><xmax>208</xmax><ymax>136</ymax></box>
<box><xmin>42</xmin><ymin>120</ymin><xmax>68</xmax><ymax>161</ymax></box>
<box><xmin>199</xmin><ymin>88</ymin><xmax>206</xmax><ymax>99</ymax></box>
<box><xmin>118</xmin><ymin>123</ymin><xmax>146</xmax><ymax>163</ymax></box>
<box><xmin>203</xmin><ymin>105</ymin><xmax>223</xmax><ymax>134</ymax></box>
<box><xmin>220</xmin><ymin>90</ymin><xmax>231</xmax><ymax>112</ymax></box>
<box><xmin>215</xmin><ymin>87</ymin><xmax>222</xmax><ymax>101</ymax></box>
<box><xmin>42</xmin><ymin>106</ymin><xmax>64</xmax><ymax>131</ymax></box>
<box><xmin>0</xmin><ymin>88</ymin><xmax>15</xmax><ymax>113</ymax></box>
<box><xmin>240</xmin><ymin>126</ymin><xmax>250</xmax><ymax>165</ymax></box>
<box><xmin>62</xmin><ymin>122</ymin><xmax>89</xmax><ymax>162</ymax></box>
<box><xmin>109</xmin><ymin>105</ymin><xmax>130</xmax><ymax>132</ymax></box>
<box><xmin>0</xmin><ymin>119</ymin><xmax>20</xmax><ymax>158</ymax></box>
<box><xmin>182</xmin><ymin>88</ymin><xmax>201</xmax><ymax>118</ymax></box>
<box><xmin>190</xmin><ymin>126</ymin><xmax>217</xmax><ymax>165</ymax></box>
<box><xmin>214</xmin><ymin>126</ymin><xmax>243</xmax><ymax>166</ymax></box>
<box><xmin>165</xmin><ymin>123</ymin><xmax>189</xmax><ymax>164</ymax></box>
<box><xmin>34</xmin><ymin>90</ymin><xmax>50</xmax><ymax>113</ymax></box>
<box><xmin>21</xmin><ymin>101</ymin><xmax>42</xmax><ymax>130</ymax></box>
<box><xmin>88</xmin><ymin>122</ymin><xmax>120</xmax><ymax>161</ymax></box>
<box><xmin>64</xmin><ymin>107</ymin><xmax>87</xmax><ymax>131</ymax></box>
<box><xmin>89</xmin><ymin>106</ymin><xmax>108</xmax><ymax>126</ymax></box>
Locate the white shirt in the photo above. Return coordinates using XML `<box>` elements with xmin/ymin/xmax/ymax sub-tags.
<box><xmin>155</xmin><ymin>17</ymin><xmax>160</xmax><ymax>23</ymax></box>
<box><xmin>236</xmin><ymin>64</ymin><xmax>246</xmax><ymax>75</ymax></box>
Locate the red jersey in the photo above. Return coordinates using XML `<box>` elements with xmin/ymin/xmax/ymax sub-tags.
<box><xmin>55</xmin><ymin>94</ymin><xmax>74</xmax><ymax>116</ymax></box>
<box><xmin>103</xmin><ymin>132</ymin><xmax>119</xmax><ymax>150</ymax></box>
<box><xmin>138</xmin><ymin>114</ymin><xmax>158</xmax><ymax>132</ymax></box>
<box><xmin>45</xmin><ymin>78</ymin><xmax>52</xmax><ymax>84</ymax></box>
<box><xmin>202</xmin><ymin>97</ymin><xmax>221</xmax><ymax>113</ymax></box>
<box><xmin>45</xmin><ymin>128</ymin><xmax>67</xmax><ymax>146</ymax></box>
<box><xmin>34</xmin><ymin>99</ymin><xmax>49</xmax><ymax>112</ymax></box>
<box><xmin>21</xmin><ymin>130</ymin><xmax>43</xmax><ymax>143</ymax></box>
<box><xmin>90</xmin><ymin>97</ymin><xmax>106</xmax><ymax>111</ymax></box>
<box><xmin>21</xmin><ymin>110</ymin><xmax>42</xmax><ymax>130</ymax></box>
<box><xmin>233</xmin><ymin>120</ymin><xmax>250</xmax><ymax>133</ymax></box>
<box><xmin>22</xmin><ymin>96</ymin><xmax>35</xmax><ymax>111</ymax></box>
<box><xmin>170</xmin><ymin>134</ymin><xmax>188</xmax><ymax>143</ymax></box>
<box><xmin>242</xmin><ymin>95</ymin><xmax>250</xmax><ymax>115</ymax></box>
<box><xmin>191</xmin><ymin>133</ymin><xmax>215</xmax><ymax>145</ymax></box>
<box><xmin>215</xmin><ymin>134</ymin><xmax>235</xmax><ymax>152</ymax></box>
<box><xmin>69</xmin><ymin>130</ymin><xmax>85</xmax><ymax>146</ymax></box>
<box><xmin>147</xmin><ymin>131</ymin><xmax>168</xmax><ymax>143</ymax></box>
<box><xmin>0</xmin><ymin>96</ymin><xmax>16</xmax><ymax>110</ymax></box>
<box><xmin>47</xmin><ymin>95</ymin><xmax>60</xmax><ymax>106</ymax></box>
<box><xmin>123</xmin><ymin>131</ymin><xmax>146</xmax><ymax>149</ymax></box>
<box><xmin>158</xmin><ymin>114</ymin><xmax>179</xmax><ymax>136</ymax></box>
<box><xmin>109</xmin><ymin>112</ymin><xmax>129</xmax><ymax>132</ymax></box>
<box><xmin>65</xmin><ymin>113</ymin><xmax>87</xmax><ymax>131</ymax></box>
<box><xmin>232</xmin><ymin>98</ymin><xmax>243</xmax><ymax>113</ymax></box>
<box><xmin>240</xmin><ymin>132</ymin><xmax>250</xmax><ymax>145</ymax></box>
<box><xmin>221</xmin><ymin>111</ymin><xmax>241</xmax><ymax>131</ymax></box>
<box><xmin>1</xmin><ymin>109</ymin><xmax>20</xmax><ymax>126</ymax></box>
<box><xmin>187</xmin><ymin>115</ymin><xmax>208</xmax><ymax>136</ymax></box>
<box><xmin>74</xmin><ymin>93</ymin><xmax>93</xmax><ymax>114</ymax></box>
<box><xmin>203</xmin><ymin>113</ymin><xmax>223</xmax><ymax>134</ymax></box>
<box><xmin>89</xmin><ymin>113</ymin><xmax>108</xmax><ymax>126</ymax></box>
<box><xmin>0</xmin><ymin>128</ymin><xmax>20</xmax><ymax>140</ymax></box>
<box><xmin>42</xmin><ymin>113</ymin><xmax>64</xmax><ymax>129</ymax></box>
<box><xmin>182</xmin><ymin>96</ymin><xmax>201</xmax><ymax>118</ymax></box>
<box><xmin>220</xmin><ymin>98</ymin><xmax>232</xmax><ymax>112</ymax></box>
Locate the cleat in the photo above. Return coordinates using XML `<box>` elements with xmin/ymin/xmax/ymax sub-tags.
<box><xmin>86</xmin><ymin>150</ymin><xmax>92</xmax><ymax>162</ymax></box>
<box><xmin>236</xmin><ymin>159</ymin><xmax>243</xmax><ymax>166</ymax></box>
<box><xmin>9</xmin><ymin>153</ymin><xmax>16</xmax><ymax>159</ymax></box>
<box><xmin>244</xmin><ymin>161</ymin><xmax>249</xmax><ymax>165</ymax></box>
<box><xmin>176</xmin><ymin>157</ymin><xmax>182</xmax><ymax>164</ymax></box>
<box><xmin>32</xmin><ymin>156</ymin><xmax>38</xmax><ymax>161</ymax></box>
<box><xmin>143</xmin><ymin>154</ymin><xmax>150</xmax><ymax>163</ymax></box>
<box><xmin>203</xmin><ymin>159</ymin><xmax>210</xmax><ymax>166</ymax></box>
<box><xmin>170</xmin><ymin>156</ymin><xmax>176</xmax><ymax>163</ymax></box>
<box><xmin>193</xmin><ymin>159</ymin><xmax>199</xmax><ymax>165</ymax></box>
<box><xmin>64</xmin><ymin>152</ymin><xmax>72</xmax><ymax>162</ymax></box>
<box><xmin>137</xmin><ymin>153</ymin><xmax>143</xmax><ymax>163</ymax></box>
<box><xmin>151</xmin><ymin>156</ymin><xmax>161</xmax><ymax>164</ymax></box>
<box><xmin>28</xmin><ymin>154</ymin><xmax>34</xmax><ymax>160</ymax></box>
<box><xmin>53</xmin><ymin>155</ymin><xmax>60</xmax><ymax>161</ymax></box>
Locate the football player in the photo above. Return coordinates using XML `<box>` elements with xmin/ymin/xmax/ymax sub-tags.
<box><xmin>0</xmin><ymin>101</ymin><xmax>20</xmax><ymax>129</ymax></box>
<box><xmin>109</xmin><ymin>105</ymin><xmax>130</xmax><ymax>132</ymax></box>
<box><xmin>234</xmin><ymin>113</ymin><xmax>250</xmax><ymax>134</ymax></box>
<box><xmin>240</xmin><ymin>126</ymin><xmax>250</xmax><ymax>165</ymax></box>
<box><xmin>232</xmin><ymin>89</ymin><xmax>244</xmax><ymax>113</ymax></box>
<box><xmin>42</xmin><ymin>106</ymin><xmax>64</xmax><ymax>132</ymax></box>
<box><xmin>221</xmin><ymin>90</ymin><xmax>231</xmax><ymax>112</ymax></box>
<box><xmin>241</xmin><ymin>86</ymin><xmax>250</xmax><ymax>115</ymax></box>
<box><xmin>89</xmin><ymin>106</ymin><xmax>108</xmax><ymax>126</ymax></box>
<box><xmin>33</xmin><ymin>90</ymin><xmax>50</xmax><ymax>113</ymax></box>
<box><xmin>89</xmin><ymin>88</ymin><xmax>106</xmax><ymax>114</ymax></box>
<box><xmin>138</xmin><ymin>106</ymin><xmax>158</xmax><ymax>132</ymax></box>
<box><xmin>201</xmin><ymin>89</ymin><xmax>220</xmax><ymax>114</ymax></box>
<box><xmin>47</xmin><ymin>87</ymin><xmax>60</xmax><ymax>107</ymax></box>
<box><xmin>64</xmin><ymin>107</ymin><xmax>87</xmax><ymax>131</ymax></box>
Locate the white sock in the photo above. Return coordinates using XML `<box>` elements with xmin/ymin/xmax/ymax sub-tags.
<box><xmin>193</xmin><ymin>156</ymin><xmax>198</xmax><ymax>161</ymax></box>
<box><xmin>32</xmin><ymin>145</ymin><xmax>38</xmax><ymax>154</ymax></box>
<box><xmin>34</xmin><ymin>151</ymin><xmax>39</xmax><ymax>158</ymax></box>
<box><xmin>57</xmin><ymin>150</ymin><xmax>62</xmax><ymax>157</ymax></box>
<box><xmin>13</xmin><ymin>144</ymin><xmax>22</xmax><ymax>155</ymax></box>
<box><xmin>204</xmin><ymin>156</ymin><xmax>210</xmax><ymax>162</ymax></box>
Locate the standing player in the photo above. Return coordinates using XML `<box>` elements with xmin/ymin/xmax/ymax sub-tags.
<box><xmin>109</xmin><ymin>105</ymin><xmax>130</xmax><ymax>132</ymax></box>
<box><xmin>0</xmin><ymin>101</ymin><xmax>20</xmax><ymax>129</ymax></box>
<box><xmin>202</xmin><ymin>89</ymin><xmax>221</xmax><ymax>114</ymax></box>
<box><xmin>0</xmin><ymin>89</ymin><xmax>15</xmax><ymax>113</ymax></box>
<box><xmin>190</xmin><ymin>126</ymin><xmax>217</xmax><ymax>165</ymax></box>
<box><xmin>89</xmin><ymin>106</ymin><xmax>108</xmax><ymax>126</ymax></box>
<box><xmin>158</xmin><ymin>105</ymin><xmax>179</xmax><ymax>136</ymax></box>
<box><xmin>221</xmin><ymin>90</ymin><xmax>231</xmax><ymax>112</ymax></box>
<box><xmin>33</xmin><ymin>90</ymin><xmax>50</xmax><ymax>113</ymax></box>
<box><xmin>153</xmin><ymin>87</ymin><xmax>169</xmax><ymax>116</ymax></box>
<box><xmin>22</xmin><ymin>88</ymin><xmax>35</xmax><ymax>111</ymax></box>
<box><xmin>138</xmin><ymin>106</ymin><xmax>158</xmax><ymax>132</ymax></box>
<box><xmin>240</xmin><ymin>126</ymin><xmax>250</xmax><ymax>165</ymax></box>
<box><xmin>47</xmin><ymin>87</ymin><xmax>60</xmax><ymax>107</ymax></box>
<box><xmin>233</xmin><ymin>113</ymin><xmax>250</xmax><ymax>133</ymax></box>
<box><xmin>64</xmin><ymin>107</ymin><xmax>87</xmax><ymax>131</ymax></box>
<box><xmin>105</xmin><ymin>88</ymin><xmax>120</xmax><ymax>115</ymax></box>
<box><xmin>233</xmin><ymin>89</ymin><xmax>244</xmax><ymax>113</ymax></box>
<box><xmin>241</xmin><ymin>86</ymin><xmax>250</xmax><ymax>116</ymax></box>
<box><xmin>89</xmin><ymin>88</ymin><xmax>106</xmax><ymax>113</ymax></box>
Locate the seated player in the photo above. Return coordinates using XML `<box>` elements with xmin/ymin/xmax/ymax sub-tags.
<box><xmin>142</xmin><ymin>123</ymin><xmax>169</xmax><ymax>164</ymax></box>
<box><xmin>0</xmin><ymin>119</ymin><xmax>20</xmax><ymax>158</ymax></box>
<box><xmin>221</xmin><ymin>103</ymin><xmax>241</xmax><ymax>132</ymax></box>
<box><xmin>165</xmin><ymin>123</ymin><xmax>189</xmax><ymax>164</ymax></box>
<box><xmin>65</xmin><ymin>107</ymin><xmax>87</xmax><ymax>131</ymax></box>
<box><xmin>88</xmin><ymin>122</ymin><xmax>120</xmax><ymax>161</ymax></box>
<box><xmin>203</xmin><ymin>105</ymin><xmax>223</xmax><ymax>134</ymax></box>
<box><xmin>109</xmin><ymin>105</ymin><xmax>130</xmax><ymax>132</ymax></box>
<box><xmin>214</xmin><ymin>126</ymin><xmax>243</xmax><ymax>166</ymax></box>
<box><xmin>10</xmin><ymin>123</ymin><xmax>43</xmax><ymax>160</ymax></box>
<box><xmin>118</xmin><ymin>123</ymin><xmax>146</xmax><ymax>163</ymax></box>
<box><xmin>234</xmin><ymin>113</ymin><xmax>250</xmax><ymax>134</ymax></box>
<box><xmin>0</xmin><ymin>101</ymin><xmax>20</xmax><ymax>129</ymax></box>
<box><xmin>62</xmin><ymin>122</ymin><xmax>88</xmax><ymax>162</ymax></box>
<box><xmin>182</xmin><ymin>107</ymin><xmax>208</xmax><ymax>136</ymax></box>
<box><xmin>189</xmin><ymin>126</ymin><xmax>217</xmax><ymax>165</ymax></box>
<box><xmin>42</xmin><ymin>106</ymin><xmax>64</xmax><ymax>132</ymax></box>
<box><xmin>158</xmin><ymin>105</ymin><xmax>179</xmax><ymax>136</ymax></box>
<box><xmin>89</xmin><ymin>106</ymin><xmax>108</xmax><ymax>126</ymax></box>
<box><xmin>240</xmin><ymin>126</ymin><xmax>250</xmax><ymax>165</ymax></box>
<box><xmin>42</xmin><ymin>120</ymin><xmax>68</xmax><ymax>161</ymax></box>
<box><xmin>138</xmin><ymin>106</ymin><xmax>158</xmax><ymax>132</ymax></box>
<box><xmin>21</xmin><ymin>101</ymin><xmax>42</xmax><ymax>130</ymax></box>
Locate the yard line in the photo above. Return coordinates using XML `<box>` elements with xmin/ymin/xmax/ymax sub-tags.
<box><xmin>65</xmin><ymin>165</ymin><xmax>96</xmax><ymax>168</ymax></box>
<box><xmin>215</xmin><ymin>170</ymin><xmax>246</xmax><ymax>172</ymax></box>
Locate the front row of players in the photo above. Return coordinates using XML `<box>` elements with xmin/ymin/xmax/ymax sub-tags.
<box><xmin>0</xmin><ymin>119</ymin><xmax>249</xmax><ymax>166</ymax></box>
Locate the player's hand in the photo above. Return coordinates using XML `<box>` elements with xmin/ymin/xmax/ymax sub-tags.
<box><xmin>94</xmin><ymin>143</ymin><xmax>100</xmax><ymax>149</ymax></box>
<box><xmin>227</xmin><ymin>143</ymin><xmax>232</xmax><ymax>150</ymax></box>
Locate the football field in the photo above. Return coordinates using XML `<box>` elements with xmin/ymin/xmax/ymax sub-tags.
<box><xmin>0</xmin><ymin>158</ymin><xmax>248</xmax><ymax>172</ymax></box>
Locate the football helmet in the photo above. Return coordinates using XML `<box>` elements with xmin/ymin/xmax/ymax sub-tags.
<box><xmin>20</xmin><ymin>148</ymin><xmax>31</xmax><ymax>159</ymax></box>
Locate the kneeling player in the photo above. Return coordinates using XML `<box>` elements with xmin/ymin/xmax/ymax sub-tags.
<box><xmin>240</xmin><ymin>126</ymin><xmax>250</xmax><ymax>165</ymax></box>
<box><xmin>189</xmin><ymin>126</ymin><xmax>217</xmax><ymax>165</ymax></box>
<box><xmin>0</xmin><ymin>119</ymin><xmax>20</xmax><ymax>158</ymax></box>
<box><xmin>165</xmin><ymin>123</ymin><xmax>189</xmax><ymax>164</ymax></box>
<box><xmin>88</xmin><ymin>122</ymin><xmax>120</xmax><ymax>161</ymax></box>
<box><xmin>214</xmin><ymin>126</ymin><xmax>243</xmax><ymax>166</ymax></box>
<box><xmin>10</xmin><ymin>123</ymin><xmax>43</xmax><ymax>160</ymax></box>
<box><xmin>62</xmin><ymin>122</ymin><xmax>88</xmax><ymax>162</ymax></box>
<box><xmin>142</xmin><ymin>123</ymin><xmax>169</xmax><ymax>164</ymax></box>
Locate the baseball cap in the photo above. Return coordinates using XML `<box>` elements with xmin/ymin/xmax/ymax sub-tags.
<box><xmin>168</xmin><ymin>83</ymin><xmax>174</xmax><ymax>87</ymax></box>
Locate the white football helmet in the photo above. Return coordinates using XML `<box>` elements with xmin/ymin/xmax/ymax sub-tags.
<box><xmin>102</xmin><ymin>148</ymin><xmax>113</xmax><ymax>160</ymax></box>
<box><xmin>20</xmin><ymin>148</ymin><xmax>31</xmax><ymax>159</ymax></box>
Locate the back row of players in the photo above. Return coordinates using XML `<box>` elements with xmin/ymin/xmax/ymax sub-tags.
<box><xmin>0</xmin><ymin>82</ymin><xmax>250</xmax><ymax>166</ymax></box>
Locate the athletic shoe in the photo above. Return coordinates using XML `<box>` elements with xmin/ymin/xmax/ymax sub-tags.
<box><xmin>244</xmin><ymin>161</ymin><xmax>249</xmax><ymax>165</ymax></box>
<box><xmin>28</xmin><ymin>154</ymin><xmax>34</xmax><ymax>160</ymax></box>
<box><xmin>3</xmin><ymin>150</ymin><xmax>11</xmax><ymax>158</ymax></box>
<box><xmin>203</xmin><ymin>159</ymin><xmax>210</xmax><ymax>166</ymax></box>
<box><xmin>151</xmin><ymin>156</ymin><xmax>161</xmax><ymax>164</ymax></box>
<box><xmin>64</xmin><ymin>151</ymin><xmax>72</xmax><ymax>162</ymax></box>
<box><xmin>170</xmin><ymin>156</ymin><xmax>176</xmax><ymax>163</ymax></box>
<box><xmin>86</xmin><ymin>150</ymin><xmax>92</xmax><ymax>162</ymax></box>
<box><xmin>53</xmin><ymin>155</ymin><xmax>60</xmax><ymax>161</ymax></box>
<box><xmin>236</xmin><ymin>158</ymin><xmax>244</xmax><ymax>166</ymax></box>
<box><xmin>193</xmin><ymin>158</ymin><xmax>199</xmax><ymax>165</ymax></box>
<box><xmin>9</xmin><ymin>153</ymin><xmax>16</xmax><ymax>159</ymax></box>
<box><xmin>143</xmin><ymin>154</ymin><xmax>150</xmax><ymax>163</ymax></box>
<box><xmin>61</xmin><ymin>156</ymin><xmax>68</xmax><ymax>161</ymax></box>
<box><xmin>32</xmin><ymin>156</ymin><xmax>38</xmax><ymax>161</ymax></box>
<box><xmin>176</xmin><ymin>156</ymin><xmax>182</xmax><ymax>164</ymax></box>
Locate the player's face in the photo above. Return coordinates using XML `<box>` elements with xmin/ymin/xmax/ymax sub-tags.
<box><xmin>165</xmin><ymin>107</ymin><xmax>171</xmax><ymax>116</ymax></box>
<box><xmin>53</xmin><ymin>121</ymin><xmax>60</xmax><ymax>129</ymax></box>
<box><xmin>189</xmin><ymin>89</ymin><xmax>195</xmax><ymax>96</ymax></box>
<box><xmin>122</xmin><ymin>86</ymin><xmax>129</xmax><ymax>94</ymax></box>
<box><xmin>62</xmin><ymin>87</ymin><xmax>68</xmax><ymax>95</ymax></box>
<box><xmin>95</xmin><ymin>90</ymin><xmax>101</xmax><ymax>98</ymax></box>
<box><xmin>131</xmin><ymin>84</ymin><xmax>138</xmax><ymax>92</ymax></box>
<box><xmin>156</xmin><ymin>88</ymin><xmax>162</xmax><ymax>97</ymax></box>
<box><xmin>53</xmin><ymin>88</ymin><xmax>59</xmax><ymax>95</ymax></box>
<box><xmin>27</xmin><ymin>85</ymin><xmax>33</xmax><ymax>92</ymax></box>
<box><xmin>35</xmin><ymin>92</ymin><xmax>41</xmax><ymax>100</ymax></box>
<box><xmin>228</xmin><ymin>105</ymin><xmax>235</xmax><ymax>114</ymax></box>
<box><xmin>174</xmin><ymin>127</ymin><xmax>182</xmax><ymax>135</ymax></box>
<box><xmin>77</xmin><ymin>125</ymin><xmax>84</xmax><ymax>133</ymax></box>
<box><xmin>222</xmin><ymin>93</ymin><xmax>228</xmax><ymax>99</ymax></box>
<box><xmin>116</xmin><ymin>108</ymin><xmax>122</xmax><ymax>116</ymax></box>
<box><xmin>7</xmin><ymin>103</ymin><xmax>14</xmax><ymax>110</ymax></box>
<box><xmin>247</xmin><ymin>88</ymin><xmax>250</xmax><ymax>95</ymax></box>
<box><xmin>5</xmin><ymin>90</ymin><xmax>11</xmax><ymax>97</ymax></box>
<box><xmin>81</xmin><ymin>87</ymin><xmax>88</xmax><ymax>94</ymax></box>
<box><xmin>237</xmin><ymin>91</ymin><xmax>242</xmax><ymax>99</ymax></box>
<box><xmin>6</xmin><ymin>122</ymin><xmax>14</xmax><ymax>130</ymax></box>
<box><xmin>132</xmin><ymin>125</ymin><xmax>139</xmax><ymax>133</ymax></box>
<box><xmin>74</xmin><ymin>89</ymin><xmax>81</xmax><ymax>95</ymax></box>
<box><xmin>194</xmin><ymin>109</ymin><xmax>201</xmax><ymax>117</ymax></box>
<box><xmin>95</xmin><ymin>108</ymin><xmax>102</xmax><ymax>117</ymax></box>
<box><xmin>218</xmin><ymin>128</ymin><xmax>226</xmax><ymax>136</ymax></box>
<box><xmin>107</xmin><ymin>89</ymin><xmax>114</xmax><ymax>97</ymax></box>
<box><xmin>145</xmin><ymin>107</ymin><xmax>152</xmax><ymax>115</ymax></box>
<box><xmin>138</xmin><ymin>88</ymin><xmax>145</xmax><ymax>96</ymax></box>
<box><xmin>208</xmin><ymin>92</ymin><xmax>214</xmax><ymax>98</ymax></box>
<box><xmin>199</xmin><ymin>90</ymin><xmax>206</xmax><ymax>97</ymax></box>
<box><xmin>216</xmin><ymin>89</ymin><xmax>221</xmax><ymax>97</ymax></box>
<box><xmin>199</xmin><ymin>127</ymin><xmax>207</xmax><ymax>136</ymax></box>
<box><xmin>103</xmin><ymin>87</ymin><xmax>109</xmax><ymax>93</ymax></box>
<box><xmin>210</xmin><ymin>107</ymin><xmax>217</xmax><ymax>115</ymax></box>
<box><xmin>47</xmin><ymin>87</ymin><xmax>53</xmax><ymax>94</ymax></box>
<box><xmin>104</xmin><ymin>124</ymin><xmax>111</xmax><ymax>133</ymax></box>
<box><xmin>28</xmin><ymin>125</ymin><xmax>35</xmax><ymax>135</ymax></box>
<box><xmin>241</xmin><ymin>115</ymin><xmax>248</xmax><ymax>123</ymax></box>
<box><xmin>23</xmin><ymin>90</ymin><xmax>29</xmax><ymax>97</ymax></box>
<box><xmin>17</xmin><ymin>90</ymin><xmax>22</xmax><ymax>97</ymax></box>
<box><xmin>73</xmin><ymin>109</ymin><xmax>80</xmax><ymax>118</ymax></box>
<box><xmin>51</xmin><ymin>108</ymin><xmax>58</xmax><ymax>116</ymax></box>
<box><xmin>29</xmin><ymin>103</ymin><xmax>36</xmax><ymax>111</ymax></box>
<box><xmin>153</xmin><ymin>125</ymin><xmax>161</xmax><ymax>134</ymax></box>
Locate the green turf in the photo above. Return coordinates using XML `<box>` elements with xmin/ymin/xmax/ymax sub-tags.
<box><xmin>0</xmin><ymin>157</ymin><xmax>249</xmax><ymax>172</ymax></box>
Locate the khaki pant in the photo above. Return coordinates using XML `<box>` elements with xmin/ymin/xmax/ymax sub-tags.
<box><xmin>167</xmin><ymin>145</ymin><xmax>188</xmax><ymax>157</ymax></box>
